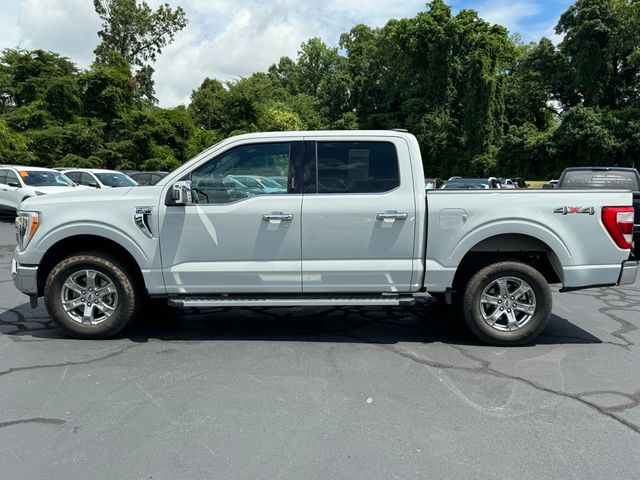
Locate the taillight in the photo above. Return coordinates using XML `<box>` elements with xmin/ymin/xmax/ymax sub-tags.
<box><xmin>602</xmin><ymin>207</ymin><xmax>634</xmax><ymax>250</ymax></box>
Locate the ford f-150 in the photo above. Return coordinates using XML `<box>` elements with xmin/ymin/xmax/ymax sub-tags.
<box><xmin>11</xmin><ymin>131</ymin><xmax>639</xmax><ymax>345</ymax></box>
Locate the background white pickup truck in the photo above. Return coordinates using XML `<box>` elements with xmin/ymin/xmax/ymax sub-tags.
<box><xmin>12</xmin><ymin>131</ymin><xmax>638</xmax><ymax>345</ymax></box>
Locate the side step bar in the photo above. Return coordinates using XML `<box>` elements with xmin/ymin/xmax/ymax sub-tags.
<box><xmin>168</xmin><ymin>296</ymin><xmax>415</xmax><ymax>308</ymax></box>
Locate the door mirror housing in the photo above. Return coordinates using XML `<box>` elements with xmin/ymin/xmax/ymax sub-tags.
<box><xmin>172</xmin><ymin>180</ymin><xmax>193</xmax><ymax>205</ymax></box>
<box><xmin>8</xmin><ymin>181</ymin><xmax>20</xmax><ymax>187</ymax></box>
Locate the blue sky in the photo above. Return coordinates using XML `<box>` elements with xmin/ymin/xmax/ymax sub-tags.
<box><xmin>451</xmin><ymin>0</ymin><xmax>574</xmax><ymax>41</ymax></box>
<box><xmin>0</xmin><ymin>0</ymin><xmax>576</xmax><ymax>106</ymax></box>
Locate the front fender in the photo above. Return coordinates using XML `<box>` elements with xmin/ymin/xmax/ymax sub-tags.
<box><xmin>21</xmin><ymin>221</ymin><xmax>151</xmax><ymax>269</ymax></box>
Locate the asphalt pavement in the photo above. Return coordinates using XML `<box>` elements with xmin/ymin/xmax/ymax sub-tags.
<box><xmin>0</xmin><ymin>214</ymin><xmax>639</xmax><ymax>479</ymax></box>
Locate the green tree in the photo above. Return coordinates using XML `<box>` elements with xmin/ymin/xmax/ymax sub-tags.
<box><xmin>92</xmin><ymin>0</ymin><xmax>188</xmax><ymax>102</ymax></box>
<box><xmin>0</xmin><ymin>118</ymin><xmax>34</xmax><ymax>164</ymax></box>
<box><xmin>0</xmin><ymin>49</ymin><xmax>78</xmax><ymax>108</ymax></box>
<box><xmin>556</xmin><ymin>0</ymin><xmax>640</xmax><ymax>108</ymax></box>
<box><xmin>188</xmin><ymin>78</ymin><xmax>226</xmax><ymax>130</ymax></box>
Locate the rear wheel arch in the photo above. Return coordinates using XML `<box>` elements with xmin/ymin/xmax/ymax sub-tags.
<box><xmin>452</xmin><ymin>233</ymin><xmax>563</xmax><ymax>291</ymax></box>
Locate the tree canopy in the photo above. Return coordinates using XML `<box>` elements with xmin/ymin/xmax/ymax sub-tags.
<box><xmin>1</xmin><ymin>0</ymin><xmax>639</xmax><ymax>179</ymax></box>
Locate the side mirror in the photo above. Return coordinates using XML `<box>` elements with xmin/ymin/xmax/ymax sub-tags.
<box><xmin>172</xmin><ymin>180</ymin><xmax>193</xmax><ymax>205</ymax></box>
<box><xmin>8</xmin><ymin>181</ymin><xmax>20</xmax><ymax>188</ymax></box>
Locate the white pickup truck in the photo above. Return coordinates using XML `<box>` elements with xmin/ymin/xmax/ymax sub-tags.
<box><xmin>11</xmin><ymin>131</ymin><xmax>638</xmax><ymax>345</ymax></box>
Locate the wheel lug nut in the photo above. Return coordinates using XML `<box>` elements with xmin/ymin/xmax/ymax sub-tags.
<box><xmin>507</xmin><ymin>309</ymin><xmax>511</xmax><ymax>313</ymax></box>
<box><xmin>81</xmin><ymin>297</ymin><xmax>85</xmax><ymax>302</ymax></box>
<box><xmin>82</xmin><ymin>290</ymin><xmax>85</xmax><ymax>294</ymax></box>
<box><xmin>500</xmin><ymin>307</ymin><xmax>504</xmax><ymax>311</ymax></box>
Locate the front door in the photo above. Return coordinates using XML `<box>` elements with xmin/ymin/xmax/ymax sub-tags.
<box><xmin>301</xmin><ymin>138</ymin><xmax>417</xmax><ymax>293</ymax></box>
<box><xmin>159</xmin><ymin>141</ymin><xmax>303</xmax><ymax>294</ymax></box>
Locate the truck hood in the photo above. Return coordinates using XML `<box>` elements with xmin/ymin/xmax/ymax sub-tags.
<box><xmin>21</xmin><ymin>186</ymin><xmax>135</xmax><ymax>211</ymax></box>
<box><xmin>29</xmin><ymin>185</ymin><xmax>91</xmax><ymax>195</ymax></box>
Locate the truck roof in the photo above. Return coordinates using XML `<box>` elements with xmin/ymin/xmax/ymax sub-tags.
<box><xmin>226</xmin><ymin>130</ymin><xmax>418</xmax><ymax>141</ymax></box>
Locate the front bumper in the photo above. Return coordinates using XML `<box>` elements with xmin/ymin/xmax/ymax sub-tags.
<box><xmin>618</xmin><ymin>260</ymin><xmax>639</xmax><ymax>286</ymax></box>
<box><xmin>11</xmin><ymin>256</ymin><xmax>38</xmax><ymax>295</ymax></box>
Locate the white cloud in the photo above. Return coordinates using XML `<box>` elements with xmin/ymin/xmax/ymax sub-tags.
<box><xmin>153</xmin><ymin>0</ymin><xmax>425</xmax><ymax>105</ymax></box>
<box><xmin>1</xmin><ymin>0</ymin><xmax>565</xmax><ymax>106</ymax></box>
<box><xmin>16</xmin><ymin>0</ymin><xmax>101</xmax><ymax>67</ymax></box>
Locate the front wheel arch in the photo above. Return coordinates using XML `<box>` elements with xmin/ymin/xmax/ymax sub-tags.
<box><xmin>38</xmin><ymin>235</ymin><xmax>145</xmax><ymax>297</ymax></box>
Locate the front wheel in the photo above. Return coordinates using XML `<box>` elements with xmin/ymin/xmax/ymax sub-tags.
<box><xmin>44</xmin><ymin>252</ymin><xmax>142</xmax><ymax>339</ymax></box>
<box><xmin>462</xmin><ymin>261</ymin><xmax>552</xmax><ymax>346</ymax></box>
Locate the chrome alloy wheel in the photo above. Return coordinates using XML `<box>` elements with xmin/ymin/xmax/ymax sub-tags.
<box><xmin>60</xmin><ymin>269</ymin><xmax>118</xmax><ymax>325</ymax></box>
<box><xmin>479</xmin><ymin>276</ymin><xmax>536</xmax><ymax>332</ymax></box>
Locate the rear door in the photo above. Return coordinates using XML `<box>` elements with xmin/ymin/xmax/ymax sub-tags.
<box><xmin>301</xmin><ymin>137</ymin><xmax>417</xmax><ymax>293</ymax></box>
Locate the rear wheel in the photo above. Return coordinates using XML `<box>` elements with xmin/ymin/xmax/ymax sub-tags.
<box><xmin>462</xmin><ymin>261</ymin><xmax>552</xmax><ymax>346</ymax></box>
<box><xmin>44</xmin><ymin>252</ymin><xmax>142</xmax><ymax>339</ymax></box>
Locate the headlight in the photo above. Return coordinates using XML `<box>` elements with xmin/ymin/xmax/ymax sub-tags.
<box><xmin>15</xmin><ymin>211</ymin><xmax>39</xmax><ymax>251</ymax></box>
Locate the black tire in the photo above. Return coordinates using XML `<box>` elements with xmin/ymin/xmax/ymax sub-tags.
<box><xmin>462</xmin><ymin>261</ymin><xmax>552</xmax><ymax>346</ymax></box>
<box><xmin>44</xmin><ymin>252</ymin><xmax>142</xmax><ymax>339</ymax></box>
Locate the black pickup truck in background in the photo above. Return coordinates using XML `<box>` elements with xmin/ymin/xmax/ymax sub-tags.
<box><xmin>557</xmin><ymin>166</ymin><xmax>640</xmax><ymax>258</ymax></box>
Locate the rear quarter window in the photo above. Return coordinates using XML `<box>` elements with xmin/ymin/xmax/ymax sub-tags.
<box><xmin>561</xmin><ymin>171</ymin><xmax>639</xmax><ymax>190</ymax></box>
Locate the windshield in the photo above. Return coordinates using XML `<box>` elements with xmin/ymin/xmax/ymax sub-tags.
<box><xmin>20</xmin><ymin>170</ymin><xmax>74</xmax><ymax>187</ymax></box>
<box><xmin>95</xmin><ymin>172</ymin><xmax>137</xmax><ymax>187</ymax></box>
<box><xmin>561</xmin><ymin>170</ymin><xmax>639</xmax><ymax>190</ymax></box>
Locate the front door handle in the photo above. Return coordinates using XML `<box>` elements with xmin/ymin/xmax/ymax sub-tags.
<box><xmin>376</xmin><ymin>211</ymin><xmax>408</xmax><ymax>221</ymax></box>
<box><xmin>263</xmin><ymin>212</ymin><xmax>294</xmax><ymax>222</ymax></box>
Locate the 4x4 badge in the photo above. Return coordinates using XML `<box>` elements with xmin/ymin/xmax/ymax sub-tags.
<box><xmin>553</xmin><ymin>207</ymin><xmax>595</xmax><ymax>215</ymax></box>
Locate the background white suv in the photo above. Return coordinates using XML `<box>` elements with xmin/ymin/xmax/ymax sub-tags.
<box><xmin>61</xmin><ymin>169</ymin><xmax>137</xmax><ymax>188</ymax></box>
<box><xmin>0</xmin><ymin>166</ymin><xmax>81</xmax><ymax>214</ymax></box>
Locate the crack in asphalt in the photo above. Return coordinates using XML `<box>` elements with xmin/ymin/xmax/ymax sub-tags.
<box><xmin>0</xmin><ymin>344</ymin><xmax>139</xmax><ymax>378</ymax></box>
<box><xmin>0</xmin><ymin>417</ymin><xmax>66</xmax><ymax>429</ymax></box>
<box><xmin>566</xmin><ymin>287</ymin><xmax>639</xmax><ymax>349</ymax></box>
<box><xmin>575</xmin><ymin>389</ymin><xmax>640</xmax><ymax>413</ymax></box>
<box><xmin>342</xmin><ymin>336</ymin><xmax>640</xmax><ymax>435</ymax></box>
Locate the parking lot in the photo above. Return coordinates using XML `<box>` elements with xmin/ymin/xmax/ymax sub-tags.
<box><xmin>0</xmin><ymin>215</ymin><xmax>639</xmax><ymax>479</ymax></box>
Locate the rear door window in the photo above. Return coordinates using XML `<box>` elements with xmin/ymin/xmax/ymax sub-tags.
<box><xmin>0</xmin><ymin>169</ymin><xmax>7</xmax><ymax>185</ymax></box>
<box><xmin>315</xmin><ymin>142</ymin><xmax>400</xmax><ymax>194</ymax></box>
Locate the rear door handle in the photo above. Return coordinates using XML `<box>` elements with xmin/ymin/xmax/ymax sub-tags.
<box><xmin>376</xmin><ymin>211</ymin><xmax>408</xmax><ymax>221</ymax></box>
<box><xmin>263</xmin><ymin>212</ymin><xmax>294</xmax><ymax>222</ymax></box>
